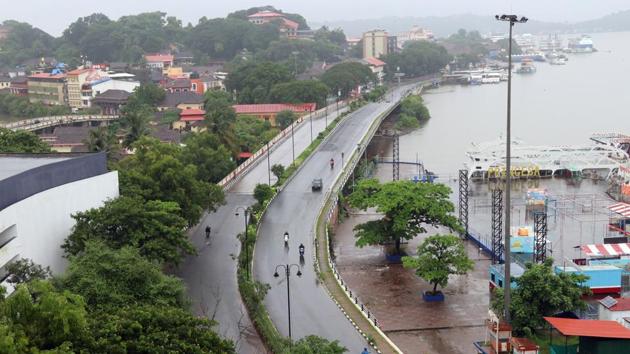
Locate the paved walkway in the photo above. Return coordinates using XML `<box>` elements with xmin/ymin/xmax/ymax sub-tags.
<box><xmin>176</xmin><ymin>107</ymin><xmax>346</xmax><ymax>353</ymax></box>
<box><xmin>332</xmin><ymin>160</ymin><xmax>492</xmax><ymax>353</ymax></box>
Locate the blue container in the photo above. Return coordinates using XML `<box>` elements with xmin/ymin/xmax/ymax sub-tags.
<box><xmin>423</xmin><ymin>291</ymin><xmax>445</xmax><ymax>302</ymax></box>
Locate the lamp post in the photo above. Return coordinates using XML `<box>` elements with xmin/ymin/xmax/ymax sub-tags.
<box><xmin>336</xmin><ymin>89</ymin><xmax>341</xmax><ymax>113</ymax></box>
<box><xmin>310</xmin><ymin>113</ymin><xmax>313</xmax><ymax>143</ymax></box>
<box><xmin>274</xmin><ymin>264</ymin><xmax>302</xmax><ymax>340</ymax></box>
<box><xmin>291</xmin><ymin>121</ymin><xmax>295</xmax><ymax>163</ymax></box>
<box><xmin>495</xmin><ymin>14</ymin><xmax>528</xmax><ymax>324</ymax></box>
<box><xmin>267</xmin><ymin>142</ymin><xmax>271</xmax><ymax>185</ymax></box>
<box><xmin>235</xmin><ymin>206</ymin><xmax>252</xmax><ymax>278</ymax></box>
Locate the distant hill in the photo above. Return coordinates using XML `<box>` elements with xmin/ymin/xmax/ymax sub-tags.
<box><xmin>313</xmin><ymin>10</ymin><xmax>630</xmax><ymax>38</ymax></box>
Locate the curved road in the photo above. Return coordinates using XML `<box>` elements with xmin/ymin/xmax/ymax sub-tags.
<box><xmin>177</xmin><ymin>107</ymin><xmax>346</xmax><ymax>353</ymax></box>
<box><xmin>254</xmin><ymin>84</ymin><xmax>415</xmax><ymax>351</ymax></box>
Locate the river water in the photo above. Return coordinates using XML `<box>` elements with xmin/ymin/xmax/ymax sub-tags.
<box><xmin>391</xmin><ymin>31</ymin><xmax>630</xmax><ymax>264</ymax></box>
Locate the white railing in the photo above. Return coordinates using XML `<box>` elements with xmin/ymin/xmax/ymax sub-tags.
<box><xmin>1</xmin><ymin>115</ymin><xmax>119</xmax><ymax>131</ymax></box>
<box><xmin>217</xmin><ymin>101</ymin><xmax>349</xmax><ymax>190</ymax></box>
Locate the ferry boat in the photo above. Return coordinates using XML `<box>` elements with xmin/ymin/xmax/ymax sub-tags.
<box><xmin>565</xmin><ymin>35</ymin><xmax>595</xmax><ymax>53</ymax></box>
<box><xmin>549</xmin><ymin>56</ymin><xmax>568</xmax><ymax>65</ymax></box>
<box><xmin>465</xmin><ymin>136</ymin><xmax>630</xmax><ymax>181</ymax></box>
<box><xmin>515</xmin><ymin>59</ymin><xmax>536</xmax><ymax>74</ymax></box>
<box><xmin>481</xmin><ymin>71</ymin><xmax>502</xmax><ymax>84</ymax></box>
<box><xmin>511</xmin><ymin>52</ymin><xmax>546</xmax><ymax>62</ymax></box>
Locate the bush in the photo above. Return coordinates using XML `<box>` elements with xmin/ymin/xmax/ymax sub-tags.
<box><xmin>394</xmin><ymin>113</ymin><xmax>420</xmax><ymax>131</ymax></box>
<box><xmin>253</xmin><ymin>183</ymin><xmax>274</xmax><ymax>206</ymax></box>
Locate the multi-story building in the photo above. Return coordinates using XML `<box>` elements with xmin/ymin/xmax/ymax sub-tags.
<box><xmin>9</xmin><ymin>77</ymin><xmax>28</xmax><ymax>96</ymax></box>
<box><xmin>0</xmin><ymin>75</ymin><xmax>10</xmax><ymax>90</ymax></box>
<box><xmin>387</xmin><ymin>36</ymin><xmax>398</xmax><ymax>54</ymax></box>
<box><xmin>80</xmin><ymin>78</ymin><xmax>140</xmax><ymax>108</ymax></box>
<box><xmin>0</xmin><ymin>153</ymin><xmax>118</xmax><ymax>293</ymax></box>
<box><xmin>145</xmin><ymin>54</ymin><xmax>174</xmax><ymax>70</ymax></box>
<box><xmin>363</xmin><ymin>30</ymin><xmax>389</xmax><ymax>59</ymax></box>
<box><xmin>397</xmin><ymin>26</ymin><xmax>434</xmax><ymax>48</ymax></box>
<box><xmin>248</xmin><ymin>11</ymin><xmax>299</xmax><ymax>38</ymax></box>
<box><xmin>27</xmin><ymin>73</ymin><xmax>67</xmax><ymax>106</ymax></box>
<box><xmin>66</xmin><ymin>68</ymin><xmax>106</xmax><ymax>109</ymax></box>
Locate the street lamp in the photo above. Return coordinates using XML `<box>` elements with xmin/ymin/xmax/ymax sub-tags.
<box><xmin>495</xmin><ymin>13</ymin><xmax>528</xmax><ymax>324</ymax></box>
<box><xmin>291</xmin><ymin>120</ymin><xmax>295</xmax><ymax>163</ymax></box>
<box><xmin>267</xmin><ymin>142</ymin><xmax>271</xmax><ymax>185</ymax></box>
<box><xmin>273</xmin><ymin>264</ymin><xmax>302</xmax><ymax>340</ymax></box>
<box><xmin>235</xmin><ymin>206</ymin><xmax>252</xmax><ymax>278</ymax></box>
<box><xmin>336</xmin><ymin>89</ymin><xmax>341</xmax><ymax>113</ymax></box>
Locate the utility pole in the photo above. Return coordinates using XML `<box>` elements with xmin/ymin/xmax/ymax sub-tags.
<box><xmin>495</xmin><ymin>14</ymin><xmax>528</xmax><ymax>324</ymax></box>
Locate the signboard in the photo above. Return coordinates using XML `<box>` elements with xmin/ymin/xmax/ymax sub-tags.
<box><xmin>511</xmin><ymin>235</ymin><xmax>534</xmax><ymax>253</ymax></box>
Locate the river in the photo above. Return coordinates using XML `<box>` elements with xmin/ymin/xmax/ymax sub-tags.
<box><xmin>390</xmin><ymin>31</ymin><xmax>630</xmax><ymax>266</ymax></box>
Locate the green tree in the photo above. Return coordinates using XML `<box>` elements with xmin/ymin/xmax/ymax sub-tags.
<box><xmin>402</xmin><ymin>234</ymin><xmax>473</xmax><ymax>295</ymax></box>
<box><xmin>0</xmin><ymin>280</ymin><xmax>89</xmax><ymax>351</ymax></box>
<box><xmin>394</xmin><ymin>114</ymin><xmax>420</xmax><ymax>131</ymax></box>
<box><xmin>225</xmin><ymin>61</ymin><xmax>292</xmax><ymax>103</ymax></box>
<box><xmin>117</xmin><ymin>137</ymin><xmax>224</xmax><ymax>225</ymax></box>
<box><xmin>130</xmin><ymin>83</ymin><xmax>166</xmax><ymax>106</ymax></box>
<box><xmin>0</xmin><ymin>127</ymin><xmax>51</xmax><ymax>153</ymax></box>
<box><xmin>400</xmin><ymin>95</ymin><xmax>430</xmax><ymax>121</ymax></box>
<box><xmin>5</xmin><ymin>258</ymin><xmax>51</xmax><ymax>286</ymax></box>
<box><xmin>275</xmin><ymin>110</ymin><xmax>297</xmax><ymax>129</ymax></box>
<box><xmin>320</xmin><ymin>62</ymin><xmax>375</xmax><ymax>98</ymax></box>
<box><xmin>120</xmin><ymin>103</ymin><xmax>152</xmax><ymax>148</ymax></box>
<box><xmin>270</xmin><ymin>80</ymin><xmax>329</xmax><ymax>107</ymax></box>
<box><xmin>182</xmin><ymin>132</ymin><xmax>236</xmax><ymax>183</ymax></box>
<box><xmin>84</xmin><ymin>126</ymin><xmax>119</xmax><ymax>158</ymax></box>
<box><xmin>383</xmin><ymin>41</ymin><xmax>451</xmax><ymax>78</ymax></box>
<box><xmin>233</xmin><ymin>115</ymin><xmax>278</xmax><ymax>152</ymax></box>
<box><xmin>0</xmin><ymin>20</ymin><xmax>55</xmax><ymax>66</ymax></box>
<box><xmin>271</xmin><ymin>164</ymin><xmax>285</xmax><ymax>182</ymax></box>
<box><xmin>61</xmin><ymin>242</ymin><xmax>187</xmax><ymax>310</ymax></box>
<box><xmin>204</xmin><ymin>90</ymin><xmax>238</xmax><ymax>153</ymax></box>
<box><xmin>285</xmin><ymin>335</ymin><xmax>346</xmax><ymax>353</ymax></box>
<box><xmin>63</xmin><ymin>196</ymin><xmax>193</xmax><ymax>265</ymax></box>
<box><xmin>491</xmin><ymin>259</ymin><xmax>590</xmax><ymax>336</ymax></box>
<box><xmin>349</xmin><ymin>179</ymin><xmax>461</xmax><ymax>255</ymax></box>
<box><xmin>87</xmin><ymin>304</ymin><xmax>235</xmax><ymax>353</ymax></box>
<box><xmin>253</xmin><ymin>183</ymin><xmax>274</xmax><ymax>206</ymax></box>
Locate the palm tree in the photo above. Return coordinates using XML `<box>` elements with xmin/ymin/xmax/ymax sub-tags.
<box><xmin>121</xmin><ymin>104</ymin><xmax>152</xmax><ymax>148</ymax></box>
<box><xmin>84</xmin><ymin>126</ymin><xmax>119</xmax><ymax>157</ymax></box>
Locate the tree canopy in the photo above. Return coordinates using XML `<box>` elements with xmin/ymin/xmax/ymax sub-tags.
<box><xmin>491</xmin><ymin>259</ymin><xmax>590</xmax><ymax>336</ymax></box>
<box><xmin>349</xmin><ymin>179</ymin><xmax>462</xmax><ymax>255</ymax></box>
<box><xmin>225</xmin><ymin>61</ymin><xmax>293</xmax><ymax>103</ymax></box>
<box><xmin>63</xmin><ymin>196</ymin><xmax>193</xmax><ymax>265</ymax></box>
<box><xmin>403</xmin><ymin>234</ymin><xmax>473</xmax><ymax>294</ymax></box>
<box><xmin>0</xmin><ymin>92</ymin><xmax>70</xmax><ymax>119</ymax></box>
<box><xmin>383</xmin><ymin>41</ymin><xmax>451</xmax><ymax>78</ymax></box>
<box><xmin>182</xmin><ymin>131</ymin><xmax>236</xmax><ymax>183</ymax></box>
<box><xmin>0</xmin><ymin>127</ymin><xmax>51</xmax><ymax>153</ymax></box>
<box><xmin>270</xmin><ymin>80</ymin><xmax>329</xmax><ymax>108</ymax></box>
<box><xmin>320</xmin><ymin>62</ymin><xmax>375</xmax><ymax>98</ymax></box>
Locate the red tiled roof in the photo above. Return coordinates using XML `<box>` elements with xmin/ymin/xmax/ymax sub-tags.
<box><xmin>600</xmin><ymin>297</ymin><xmax>630</xmax><ymax>312</ymax></box>
<box><xmin>28</xmin><ymin>73</ymin><xmax>66</xmax><ymax>79</ymax></box>
<box><xmin>145</xmin><ymin>54</ymin><xmax>174</xmax><ymax>63</ymax></box>
<box><xmin>544</xmin><ymin>317</ymin><xmax>630</xmax><ymax>339</ymax></box>
<box><xmin>365</xmin><ymin>57</ymin><xmax>386</xmax><ymax>67</ymax></box>
<box><xmin>232</xmin><ymin>103</ymin><xmax>316</xmax><ymax>114</ymax></box>
<box><xmin>180</xmin><ymin>108</ymin><xmax>206</xmax><ymax>122</ymax></box>
<box><xmin>248</xmin><ymin>11</ymin><xmax>284</xmax><ymax>18</ymax></box>
<box><xmin>66</xmin><ymin>68</ymin><xmax>92</xmax><ymax>75</ymax></box>
<box><xmin>282</xmin><ymin>18</ymin><xmax>299</xmax><ymax>30</ymax></box>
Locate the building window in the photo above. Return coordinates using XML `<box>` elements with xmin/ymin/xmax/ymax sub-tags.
<box><xmin>498</xmin><ymin>280</ymin><xmax>503</xmax><ymax>288</ymax></box>
<box><xmin>491</xmin><ymin>273</ymin><xmax>495</xmax><ymax>283</ymax></box>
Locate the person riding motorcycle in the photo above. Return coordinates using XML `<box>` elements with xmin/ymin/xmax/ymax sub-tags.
<box><xmin>330</xmin><ymin>158</ymin><xmax>335</xmax><ymax>169</ymax></box>
<box><xmin>299</xmin><ymin>243</ymin><xmax>305</xmax><ymax>257</ymax></box>
<box><xmin>284</xmin><ymin>231</ymin><xmax>289</xmax><ymax>245</ymax></box>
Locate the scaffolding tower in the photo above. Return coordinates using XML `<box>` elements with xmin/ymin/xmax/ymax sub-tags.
<box><xmin>492</xmin><ymin>188</ymin><xmax>504</xmax><ymax>264</ymax></box>
<box><xmin>534</xmin><ymin>211</ymin><xmax>548</xmax><ymax>263</ymax></box>
<box><xmin>459</xmin><ymin>169</ymin><xmax>469</xmax><ymax>237</ymax></box>
<box><xmin>393</xmin><ymin>133</ymin><xmax>400</xmax><ymax>181</ymax></box>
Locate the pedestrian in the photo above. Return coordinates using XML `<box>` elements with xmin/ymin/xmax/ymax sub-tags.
<box><xmin>361</xmin><ymin>348</ymin><xmax>370</xmax><ymax>354</ymax></box>
<box><xmin>205</xmin><ymin>225</ymin><xmax>211</xmax><ymax>240</ymax></box>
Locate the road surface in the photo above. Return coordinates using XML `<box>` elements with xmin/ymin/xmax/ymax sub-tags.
<box><xmin>254</xmin><ymin>84</ymin><xmax>415</xmax><ymax>351</ymax></box>
<box><xmin>177</xmin><ymin>107</ymin><xmax>346</xmax><ymax>353</ymax></box>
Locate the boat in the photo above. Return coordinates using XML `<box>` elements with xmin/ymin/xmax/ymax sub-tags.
<box><xmin>565</xmin><ymin>35</ymin><xmax>595</xmax><ymax>53</ymax></box>
<box><xmin>511</xmin><ymin>52</ymin><xmax>546</xmax><ymax>62</ymax></box>
<box><xmin>515</xmin><ymin>59</ymin><xmax>536</xmax><ymax>74</ymax></box>
<box><xmin>481</xmin><ymin>71</ymin><xmax>502</xmax><ymax>84</ymax></box>
<box><xmin>549</xmin><ymin>53</ymin><xmax>568</xmax><ymax>65</ymax></box>
<box><xmin>539</xmin><ymin>34</ymin><xmax>563</xmax><ymax>52</ymax></box>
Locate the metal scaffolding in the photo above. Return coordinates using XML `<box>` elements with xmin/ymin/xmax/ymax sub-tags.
<box><xmin>392</xmin><ymin>133</ymin><xmax>400</xmax><ymax>181</ymax></box>
<box><xmin>492</xmin><ymin>188</ymin><xmax>504</xmax><ymax>264</ymax></box>
<box><xmin>534</xmin><ymin>211</ymin><xmax>548</xmax><ymax>263</ymax></box>
<box><xmin>459</xmin><ymin>169</ymin><xmax>469</xmax><ymax>237</ymax></box>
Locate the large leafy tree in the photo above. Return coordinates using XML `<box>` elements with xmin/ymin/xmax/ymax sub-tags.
<box><xmin>0</xmin><ymin>20</ymin><xmax>55</xmax><ymax>66</ymax></box>
<box><xmin>320</xmin><ymin>62</ymin><xmax>375</xmax><ymax>98</ymax></box>
<box><xmin>120</xmin><ymin>102</ymin><xmax>152</xmax><ymax>148</ymax></box>
<box><xmin>87</xmin><ymin>304</ymin><xmax>235</xmax><ymax>353</ymax></box>
<box><xmin>118</xmin><ymin>137</ymin><xmax>224</xmax><ymax>225</ymax></box>
<box><xmin>61</xmin><ymin>242</ymin><xmax>187</xmax><ymax>310</ymax></box>
<box><xmin>491</xmin><ymin>259</ymin><xmax>590</xmax><ymax>336</ymax></box>
<box><xmin>203</xmin><ymin>90</ymin><xmax>238</xmax><ymax>153</ymax></box>
<box><xmin>225</xmin><ymin>61</ymin><xmax>293</xmax><ymax>103</ymax></box>
<box><xmin>181</xmin><ymin>132</ymin><xmax>236</xmax><ymax>183</ymax></box>
<box><xmin>285</xmin><ymin>335</ymin><xmax>346</xmax><ymax>354</ymax></box>
<box><xmin>4</xmin><ymin>258</ymin><xmax>51</xmax><ymax>286</ymax></box>
<box><xmin>0</xmin><ymin>127</ymin><xmax>51</xmax><ymax>153</ymax></box>
<box><xmin>63</xmin><ymin>196</ymin><xmax>193</xmax><ymax>265</ymax></box>
<box><xmin>400</xmin><ymin>95</ymin><xmax>430</xmax><ymax>121</ymax></box>
<box><xmin>233</xmin><ymin>115</ymin><xmax>278</xmax><ymax>152</ymax></box>
<box><xmin>402</xmin><ymin>234</ymin><xmax>474</xmax><ymax>295</ymax></box>
<box><xmin>275</xmin><ymin>110</ymin><xmax>297</xmax><ymax>130</ymax></box>
<box><xmin>0</xmin><ymin>92</ymin><xmax>70</xmax><ymax>118</ymax></box>
<box><xmin>270</xmin><ymin>80</ymin><xmax>329</xmax><ymax>107</ymax></box>
<box><xmin>348</xmin><ymin>179</ymin><xmax>462</xmax><ymax>255</ymax></box>
<box><xmin>383</xmin><ymin>41</ymin><xmax>451</xmax><ymax>78</ymax></box>
<box><xmin>0</xmin><ymin>281</ymin><xmax>89</xmax><ymax>352</ymax></box>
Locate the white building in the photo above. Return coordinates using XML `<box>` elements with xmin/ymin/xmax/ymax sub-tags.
<box><xmin>0</xmin><ymin>153</ymin><xmax>118</xmax><ymax>292</ymax></box>
<box><xmin>599</xmin><ymin>296</ymin><xmax>630</xmax><ymax>328</ymax></box>
<box><xmin>81</xmin><ymin>78</ymin><xmax>140</xmax><ymax>108</ymax></box>
<box><xmin>397</xmin><ymin>26</ymin><xmax>434</xmax><ymax>48</ymax></box>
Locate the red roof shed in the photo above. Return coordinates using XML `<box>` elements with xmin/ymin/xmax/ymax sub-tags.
<box><xmin>544</xmin><ymin>317</ymin><xmax>630</xmax><ymax>339</ymax></box>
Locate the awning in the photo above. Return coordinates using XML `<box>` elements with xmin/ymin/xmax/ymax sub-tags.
<box><xmin>609</xmin><ymin>202</ymin><xmax>630</xmax><ymax>218</ymax></box>
<box><xmin>545</xmin><ymin>317</ymin><xmax>630</xmax><ymax>339</ymax></box>
<box><xmin>581</xmin><ymin>243</ymin><xmax>630</xmax><ymax>257</ymax></box>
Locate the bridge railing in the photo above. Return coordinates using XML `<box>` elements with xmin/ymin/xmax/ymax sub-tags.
<box><xmin>1</xmin><ymin>115</ymin><xmax>119</xmax><ymax>131</ymax></box>
<box><xmin>217</xmin><ymin>101</ymin><xmax>349</xmax><ymax>190</ymax></box>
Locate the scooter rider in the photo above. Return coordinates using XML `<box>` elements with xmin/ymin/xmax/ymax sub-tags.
<box><xmin>330</xmin><ymin>158</ymin><xmax>335</xmax><ymax>169</ymax></box>
<box><xmin>284</xmin><ymin>231</ymin><xmax>289</xmax><ymax>245</ymax></box>
<box><xmin>299</xmin><ymin>243</ymin><xmax>305</xmax><ymax>257</ymax></box>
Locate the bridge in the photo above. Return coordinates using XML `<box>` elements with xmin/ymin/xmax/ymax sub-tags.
<box><xmin>0</xmin><ymin>115</ymin><xmax>119</xmax><ymax>132</ymax></box>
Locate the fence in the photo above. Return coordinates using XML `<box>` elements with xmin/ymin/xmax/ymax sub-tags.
<box><xmin>217</xmin><ymin>101</ymin><xmax>349</xmax><ymax>190</ymax></box>
<box><xmin>1</xmin><ymin>115</ymin><xmax>119</xmax><ymax>131</ymax></box>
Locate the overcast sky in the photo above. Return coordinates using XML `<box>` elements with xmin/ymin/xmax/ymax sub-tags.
<box><xmin>3</xmin><ymin>0</ymin><xmax>629</xmax><ymax>36</ymax></box>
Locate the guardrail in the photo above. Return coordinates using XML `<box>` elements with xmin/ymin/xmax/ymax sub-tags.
<box><xmin>218</xmin><ymin>101</ymin><xmax>349</xmax><ymax>191</ymax></box>
<box><xmin>312</xmin><ymin>84</ymin><xmax>424</xmax><ymax>354</ymax></box>
<box><xmin>1</xmin><ymin>115</ymin><xmax>119</xmax><ymax>131</ymax></box>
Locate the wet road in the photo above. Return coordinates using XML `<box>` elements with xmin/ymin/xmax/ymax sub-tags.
<box><xmin>177</xmin><ymin>107</ymin><xmax>346</xmax><ymax>353</ymax></box>
<box><xmin>254</xmin><ymin>84</ymin><xmax>416</xmax><ymax>351</ymax></box>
